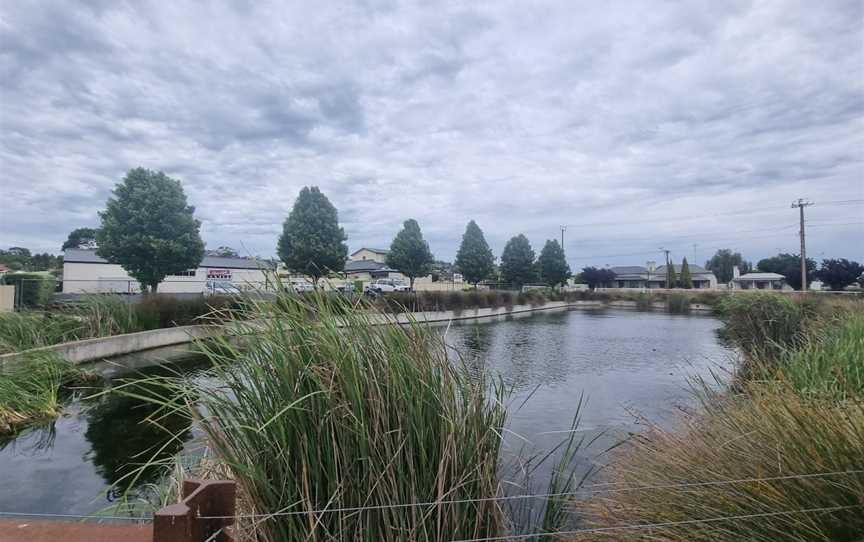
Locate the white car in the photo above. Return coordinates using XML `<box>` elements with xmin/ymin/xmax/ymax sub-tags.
<box><xmin>364</xmin><ymin>278</ymin><xmax>410</xmax><ymax>294</ymax></box>
<box><xmin>289</xmin><ymin>281</ymin><xmax>315</xmax><ymax>293</ymax></box>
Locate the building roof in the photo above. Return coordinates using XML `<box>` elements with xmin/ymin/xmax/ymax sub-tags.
<box><xmin>655</xmin><ymin>264</ymin><xmax>711</xmax><ymax>274</ymax></box>
<box><xmin>610</xmin><ymin>266</ymin><xmax>646</xmax><ymax>275</ymax></box>
<box><xmin>344</xmin><ymin>259</ymin><xmax>388</xmax><ymax>273</ymax></box>
<box><xmin>350</xmin><ymin>247</ymin><xmax>389</xmax><ymax>256</ymax></box>
<box><xmin>63</xmin><ymin>249</ymin><xmax>275</xmax><ymax>270</ymax></box>
<box><xmin>734</xmin><ymin>272</ymin><xmax>786</xmax><ymax>281</ymax></box>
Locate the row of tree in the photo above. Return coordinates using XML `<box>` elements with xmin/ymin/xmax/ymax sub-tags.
<box><xmin>18</xmin><ymin>168</ymin><xmax>863</xmax><ymax>292</ymax></box>
<box><xmin>0</xmin><ymin>247</ymin><xmax>62</xmax><ymax>272</ymax></box>
<box><xmin>275</xmin><ymin>186</ymin><xmax>572</xmax><ymax>288</ymax></box>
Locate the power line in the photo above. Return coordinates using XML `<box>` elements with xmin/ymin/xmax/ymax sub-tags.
<box><xmin>193</xmin><ymin>469</ymin><xmax>864</xmax><ymax>520</ymax></box>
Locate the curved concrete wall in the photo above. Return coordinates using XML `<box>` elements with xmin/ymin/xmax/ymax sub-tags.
<box><xmin>1</xmin><ymin>299</ymin><xmax>710</xmax><ymax>367</ymax></box>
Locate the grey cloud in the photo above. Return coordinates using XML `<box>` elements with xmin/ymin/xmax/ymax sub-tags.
<box><xmin>1</xmin><ymin>0</ymin><xmax>862</xmax><ymax>266</ymax></box>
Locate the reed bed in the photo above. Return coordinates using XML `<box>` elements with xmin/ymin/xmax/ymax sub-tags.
<box><xmin>0</xmin><ymin>351</ymin><xmax>83</xmax><ymax>434</ymax></box>
<box><xmin>580</xmin><ymin>294</ymin><xmax>864</xmax><ymax>541</ymax></box>
<box><xmin>137</xmin><ymin>290</ymin><xmax>510</xmax><ymax>541</ymax></box>
<box><xmin>106</xmin><ymin>285</ymin><xmax>590</xmax><ymax>540</ymax></box>
<box><xmin>578</xmin><ymin>384</ymin><xmax>864</xmax><ymax>541</ymax></box>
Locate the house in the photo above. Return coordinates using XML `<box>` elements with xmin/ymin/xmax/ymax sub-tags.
<box><xmin>0</xmin><ymin>264</ymin><xmax>8</xmax><ymax>277</ymax></box>
<box><xmin>62</xmin><ymin>248</ymin><xmax>276</xmax><ymax>294</ymax></box>
<box><xmin>349</xmin><ymin>248</ymin><xmax>389</xmax><ymax>263</ymax></box>
<box><xmin>731</xmin><ymin>272</ymin><xmax>787</xmax><ymax>290</ymax></box>
<box><xmin>608</xmin><ymin>261</ymin><xmax>719</xmax><ymax>289</ymax></box>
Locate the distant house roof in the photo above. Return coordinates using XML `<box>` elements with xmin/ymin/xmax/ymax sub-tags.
<box><xmin>0</xmin><ymin>264</ymin><xmax>8</xmax><ymax>272</ymax></box>
<box><xmin>655</xmin><ymin>264</ymin><xmax>712</xmax><ymax>275</ymax></box>
<box><xmin>610</xmin><ymin>266</ymin><xmax>646</xmax><ymax>275</ymax></box>
<box><xmin>63</xmin><ymin>249</ymin><xmax>275</xmax><ymax>270</ymax></box>
<box><xmin>350</xmin><ymin>247</ymin><xmax>389</xmax><ymax>257</ymax></box>
<box><xmin>344</xmin><ymin>260</ymin><xmax>388</xmax><ymax>273</ymax></box>
<box><xmin>610</xmin><ymin>264</ymin><xmax>716</xmax><ymax>281</ymax></box>
<box><xmin>734</xmin><ymin>272</ymin><xmax>786</xmax><ymax>281</ymax></box>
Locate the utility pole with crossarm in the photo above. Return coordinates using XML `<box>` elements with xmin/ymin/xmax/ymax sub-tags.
<box><xmin>791</xmin><ymin>199</ymin><xmax>814</xmax><ymax>291</ymax></box>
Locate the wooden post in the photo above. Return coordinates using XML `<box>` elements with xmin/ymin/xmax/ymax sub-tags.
<box><xmin>153</xmin><ymin>479</ymin><xmax>236</xmax><ymax>542</ymax></box>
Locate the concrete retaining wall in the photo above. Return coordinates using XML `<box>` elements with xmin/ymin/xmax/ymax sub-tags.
<box><xmin>1</xmin><ymin>299</ymin><xmax>709</xmax><ymax>367</ymax></box>
<box><xmin>0</xmin><ymin>324</ymin><xmax>218</xmax><ymax>366</ymax></box>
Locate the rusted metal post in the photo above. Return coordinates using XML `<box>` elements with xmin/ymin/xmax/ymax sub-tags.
<box><xmin>153</xmin><ymin>479</ymin><xmax>236</xmax><ymax>542</ymax></box>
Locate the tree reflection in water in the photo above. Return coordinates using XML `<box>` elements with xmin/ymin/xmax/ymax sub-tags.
<box><xmin>84</xmin><ymin>379</ymin><xmax>192</xmax><ymax>499</ymax></box>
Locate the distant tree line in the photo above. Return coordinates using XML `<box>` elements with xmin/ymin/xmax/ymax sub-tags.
<box><xmin>22</xmin><ymin>168</ymin><xmax>862</xmax><ymax>294</ymax></box>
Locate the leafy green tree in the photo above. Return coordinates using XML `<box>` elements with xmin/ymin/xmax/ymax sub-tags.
<box><xmin>666</xmin><ymin>262</ymin><xmax>677</xmax><ymax>289</ymax></box>
<box><xmin>538</xmin><ymin>239</ymin><xmax>571</xmax><ymax>287</ymax></box>
<box><xmin>62</xmin><ymin>228</ymin><xmax>99</xmax><ymax>251</ymax></box>
<box><xmin>97</xmin><ymin>168</ymin><xmax>205</xmax><ymax>293</ymax></box>
<box><xmin>208</xmin><ymin>246</ymin><xmax>239</xmax><ymax>258</ymax></box>
<box><xmin>705</xmin><ymin>249</ymin><xmax>752</xmax><ymax>284</ymax></box>
<box><xmin>278</xmin><ymin>186</ymin><xmax>348</xmax><ymax>286</ymax></box>
<box><xmin>500</xmin><ymin>234</ymin><xmax>536</xmax><ymax>287</ymax></box>
<box><xmin>579</xmin><ymin>267</ymin><xmax>615</xmax><ymax>289</ymax></box>
<box><xmin>386</xmin><ymin>219</ymin><xmax>434</xmax><ymax>290</ymax></box>
<box><xmin>454</xmin><ymin>220</ymin><xmax>495</xmax><ymax>287</ymax></box>
<box><xmin>679</xmin><ymin>257</ymin><xmax>693</xmax><ymax>289</ymax></box>
<box><xmin>757</xmin><ymin>253</ymin><xmax>816</xmax><ymax>291</ymax></box>
<box><xmin>816</xmin><ymin>258</ymin><xmax>864</xmax><ymax>291</ymax></box>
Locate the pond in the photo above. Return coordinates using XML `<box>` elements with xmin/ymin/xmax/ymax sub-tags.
<box><xmin>0</xmin><ymin>308</ymin><xmax>733</xmax><ymax>518</ymax></box>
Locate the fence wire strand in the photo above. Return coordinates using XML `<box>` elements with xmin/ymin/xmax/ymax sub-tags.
<box><xmin>196</xmin><ymin>469</ymin><xmax>864</xmax><ymax>520</ymax></box>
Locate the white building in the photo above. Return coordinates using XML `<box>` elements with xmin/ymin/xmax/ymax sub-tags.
<box><xmin>62</xmin><ymin>248</ymin><xmax>275</xmax><ymax>294</ymax></box>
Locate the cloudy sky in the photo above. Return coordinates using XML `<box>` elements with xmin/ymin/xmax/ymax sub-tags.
<box><xmin>1</xmin><ymin>0</ymin><xmax>862</xmax><ymax>268</ymax></box>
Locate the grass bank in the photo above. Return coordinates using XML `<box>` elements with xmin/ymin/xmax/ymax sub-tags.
<box><xmin>580</xmin><ymin>293</ymin><xmax>864</xmax><ymax>541</ymax></box>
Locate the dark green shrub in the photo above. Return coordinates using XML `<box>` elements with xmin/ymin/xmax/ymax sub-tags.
<box><xmin>716</xmin><ymin>293</ymin><xmax>805</xmax><ymax>362</ymax></box>
<box><xmin>666</xmin><ymin>293</ymin><xmax>691</xmax><ymax>314</ymax></box>
<box><xmin>635</xmin><ymin>293</ymin><xmax>655</xmax><ymax>311</ymax></box>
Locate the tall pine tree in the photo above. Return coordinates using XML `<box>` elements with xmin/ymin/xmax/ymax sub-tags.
<box><xmin>500</xmin><ymin>234</ymin><xmax>536</xmax><ymax>287</ymax></box>
<box><xmin>538</xmin><ymin>239</ymin><xmax>571</xmax><ymax>287</ymax></box>
<box><xmin>680</xmin><ymin>258</ymin><xmax>693</xmax><ymax>289</ymax></box>
<box><xmin>387</xmin><ymin>219</ymin><xmax>434</xmax><ymax>289</ymax></box>
<box><xmin>278</xmin><ymin>186</ymin><xmax>348</xmax><ymax>286</ymax></box>
<box><xmin>666</xmin><ymin>262</ymin><xmax>677</xmax><ymax>289</ymax></box>
<box><xmin>455</xmin><ymin>220</ymin><xmax>495</xmax><ymax>287</ymax></box>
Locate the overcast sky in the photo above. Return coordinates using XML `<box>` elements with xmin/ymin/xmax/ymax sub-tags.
<box><xmin>1</xmin><ymin>0</ymin><xmax>862</xmax><ymax>268</ymax></box>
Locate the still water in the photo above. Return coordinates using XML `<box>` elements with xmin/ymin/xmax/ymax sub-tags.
<box><xmin>0</xmin><ymin>308</ymin><xmax>732</xmax><ymax>517</ymax></box>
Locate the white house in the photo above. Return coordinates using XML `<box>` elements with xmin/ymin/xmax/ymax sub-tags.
<box><xmin>62</xmin><ymin>248</ymin><xmax>275</xmax><ymax>294</ymax></box>
<box><xmin>349</xmin><ymin>248</ymin><xmax>389</xmax><ymax>263</ymax></box>
<box><xmin>731</xmin><ymin>272</ymin><xmax>787</xmax><ymax>290</ymax></box>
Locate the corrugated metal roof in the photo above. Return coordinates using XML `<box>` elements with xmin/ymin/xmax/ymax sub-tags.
<box><xmin>735</xmin><ymin>272</ymin><xmax>786</xmax><ymax>280</ymax></box>
<box><xmin>344</xmin><ymin>260</ymin><xmax>388</xmax><ymax>272</ymax></box>
<box><xmin>63</xmin><ymin>248</ymin><xmax>274</xmax><ymax>270</ymax></box>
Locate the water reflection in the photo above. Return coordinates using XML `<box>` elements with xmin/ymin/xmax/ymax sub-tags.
<box><xmin>84</xmin><ymin>386</ymin><xmax>192</xmax><ymax>491</ymax></box>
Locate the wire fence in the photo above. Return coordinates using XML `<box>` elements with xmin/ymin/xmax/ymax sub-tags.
<box><xmin>0</xmin><ymin>468</ymin><xmax>860</xmax><ymax>526</ymax></box>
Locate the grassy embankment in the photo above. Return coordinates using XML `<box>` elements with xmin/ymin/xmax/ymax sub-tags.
<box><xmin>110</xmin><ymin>289</ymin><xmax>586</xmax><ymax>540</ymax></box>
<box><xmin>0</xmin><ymin>295</ymin><xmax>239</xmax><ymax>435</ymax></box>
<box><xmin>0</xmin><ymin>351</ymin><xmax>87</xmax><ymax>434</ymax></box>
<box><xmin>0</xmin><ymin>294</ymin><xmax>239</xmax><ymax>354</ymax></box>
<box><xmin>579</xmin><ymin>293</ymin><xmax>864</xmax><ymax>541</ymax></box>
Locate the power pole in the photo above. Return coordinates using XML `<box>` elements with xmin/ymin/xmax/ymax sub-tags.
<box><xmin>560</xmin><ymin>225</ymin><xmax>567</xmax><ymax>248</ymax></box>
<box><xmin>659</xmin><ymin>247</ymin><xmax>671</xmax><ymax>288</ymax></box>
<box><xmin>791</xmin><ymin>199</ymin><xmax>814</xmax><ymax>291</ymax></box>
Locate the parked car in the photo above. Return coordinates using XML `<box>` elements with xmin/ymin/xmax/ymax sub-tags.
<box><xmin>207</xmin><ymin>280</ymin><xmax>241</xmax><ymax>295</ymax></box>
<box><xmin>364</xmin><ymin>278</ymin><xmax>410</xmax><ymax>294</ymax></box>
<box><xmin>288</xmin><ymin>281</ymin><xmax>315</xmax><ymax>293</ymax></box>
